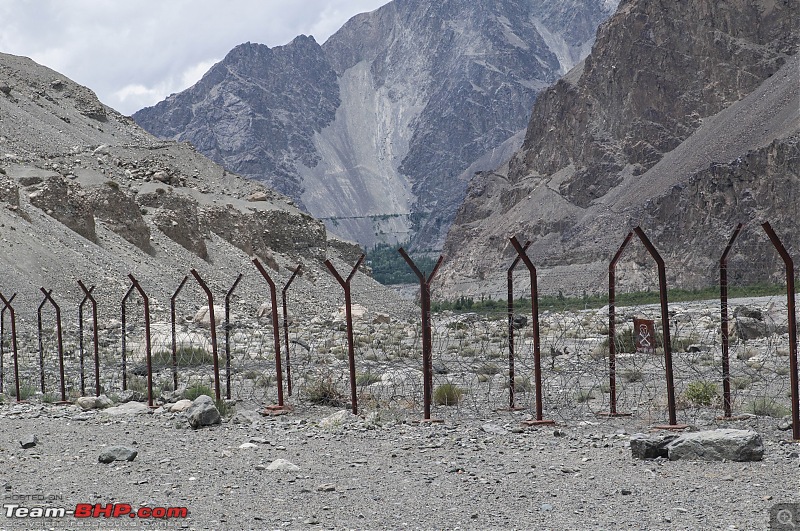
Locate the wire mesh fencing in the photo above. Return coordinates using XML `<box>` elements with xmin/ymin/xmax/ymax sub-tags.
<box><xmin>0</xmin><ymin>222</ymin><xmax>795</xmax><ymax>435</ymax></box>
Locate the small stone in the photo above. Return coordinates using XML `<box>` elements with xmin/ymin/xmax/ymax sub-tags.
<box><xmin>481</xmin><ymin>423</ymin><xmax>508</xmax><ymax>435</ymax></box>
<box><xmin>20</xmin><ymin>435</ymin><xmax>38</xmax><ymax>449</ymax></box>
<box><xmin>553</xmin><ymin>429</ymin><xmax>566</xmax><ymax>437</ymax></box>
<box><xmin>540</xmin><ymin>503</ymin><xmax>552</xmax><ymax>512</ymax></box>
<box><xmin>185</xmin><ymin>395</ymin><xmax>221</xmax><ymax>429</ymax></box>
<box><xmin>98</xmin><ymin>446</ymin><xmax>137</xmax><ymax>464</ymax></box>
<box><xmin>621</xmin><ymin>489</ymin><xmax>632</xmax><ymax>495</ymax></box>
<box><xmin>266</xmin><ymin>459</ymin><xmax>300</xmax><ymax>472</ymax></box>
<box><xmin>238</xmin><ymin>443</ymin><xmax>258</xmax><ymax>450</ymax></box>
<box><xmin>249</xmin><ymin>437</ymin><xmax>268</xmax><ymax>444</ymax></box>
<box><xmin>777</xmin><ymin>420</ymin><xmax>792</xmax><ymax>431</ymax></box>
<box><xmin>317</xmin><ymin>483</ymin><xmax>336</xmax><ymax>492</ymax></box>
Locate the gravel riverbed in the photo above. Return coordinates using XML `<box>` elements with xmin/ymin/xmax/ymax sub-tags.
<box><xmin>0</xmin><ymin>400</ymin><xmax>797</xmax><ymax>531</ymax></box>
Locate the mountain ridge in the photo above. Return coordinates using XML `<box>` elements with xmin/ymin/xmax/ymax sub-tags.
<box><xmin>133</xmin><ymin>0</ymin><xmax>618</xmax><ymax>251</ymax></box>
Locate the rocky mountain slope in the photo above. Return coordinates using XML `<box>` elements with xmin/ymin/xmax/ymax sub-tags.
<box><xmin>439</xmin><ymin>0</ymin><xmax>799</xmax><ymax>298</ymax></box>
<box><xmin>133</xmin><ymin>0</ymin><xmax>618</xmax><ymax>251</ymax></box>
<box><xmin>0</xmin><ymin>52</ymin><xmax>412</xmax><ymax>321</ymax></box>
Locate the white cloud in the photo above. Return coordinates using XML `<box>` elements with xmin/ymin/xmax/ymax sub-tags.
<box><xmin>0</xmin><ymin>0</ymin><xmax>391</xmax><ymax>115</ymax></box>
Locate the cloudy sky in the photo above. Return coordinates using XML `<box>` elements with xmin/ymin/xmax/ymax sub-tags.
<box><xmin>0</xmin><ymin>0</ymin><xmax>391</xmax><ymax>116</ymax></box>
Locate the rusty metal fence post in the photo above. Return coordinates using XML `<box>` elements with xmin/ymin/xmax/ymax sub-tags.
<box><xmin>0</xmin><ymin>292</ymin><xmax>20</xmax><ymax>400</ymax></box>
<box><xmin>0</xmin><ymin>293</ymin><xmax>17</xmax><ymax>395</ymax></box>
<box><xmin>170</xmin><ymin>276</ymin><xmax>189</xmax><ymax>395</ymax></box>
<box><xmin>761</xmin><ymin>222</ymin><xmax>799</xmax><ymax>441</ymax></box>
<box><xmin>325</xmin><ymin>255</ymin><xmax>365</xmax><ymax>415</ymax></box>
<box><xmin>224</xmin><ymin>273</ymin><xmax>243</xmax><ymax>400</ymax></box>
<box><xmin>282</xmin><ymin>265</ymin><xmax>302</xmax><ymax>397</ymax></box>
<box><xmin>632</xmin><ymin>227</ymin><xmax>681</xmax><ymax>428</ymax></box>
<box><xmin>719</xmin><ymin>223</ymin><xmax>744</xmax><ymax>419</ymax></box>
<box><xmin>127</xmin><ymin>275</ymin><xmax>154</xmax><ymax>407</ymax></box>
<box><xmin>506</xmin><ymin>240</ymin><xmax>530</xmax><ymax>411</ymax></box>
<box><xmin>601</xmin><ymin>231</ymin><xmax>634</xmax><ymax>417</ymax></box>
<box><xmin>190</xmin><ymin>269</ymin><xmax>221</xmax><ymax>401</ymax></box>
<box><xmin>253</xmin><ymin>258</ymin><xmax>289</xmax><ymax>413</ymax></box>
<box><xmin>120</xmin><ymin>283</ymin><xmax>136</xmax><ymax>391</ymax></box>
<box><xmin>398</xmin><ymin>249</ymin><xmax>444</xmax><ymax>421</ymax></box>
<box><xmin>509</xmin><ymin>237</ymin><xmax>554</xmax><ymax>426</ymax></box>
<box><xmin>38</xmin><ymin>288</ymin><xmax>67</xmax><ymax>403</ymax></box>
<box><xmin>78</xmin><ymin>280</ymin><xmax>101</xmax><ymax>397</ymax></box>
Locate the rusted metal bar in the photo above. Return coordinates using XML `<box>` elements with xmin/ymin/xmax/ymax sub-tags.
<box><xmin>509</xmin><ymin>237</ymin><xmax>553</xmax><ymax>425</ymax></box>
<box><xmin>78</xmin><ymin>281</ymin><xmax>101</xmax><ymax>397</ymax></box>
<box><xmin>224</xmin><ymin>273</ymin><xmax>243</xmax><ymax>400</ymax></box>
<box><xmin>398</xmin><ymin>248</ymin><xmax>444</xmax><ymax>421</ymax></box>
<box><xmin>253</xmin><ymin>258</ymin><xmax>287</xmax><ymax>409</ymax></box>
<box><xmin>39</xmin><ymin>288</ymin><xmax>67</xmax><ymax>402</ymax></box>
<box><xmin>170</xmin><ymin>276</ymin><xmax>189</xmax><ymax>394</ymax></box>
<box><xmin>507</xmin><ymin>240</ymin><xmax>531</xmax><ymax>410</ymax></box>
<box><xmin>0</xmin><ymin>292</ymin><xmax>21</xmax><ymax>401</ymax></box>
<box><xmin>190</xmin><ymin>269</ymin><xmax>221</xmax><ymax>401</ymax></box>
<box><xmin>325</xmin><ymin>255</ymin><xmax>366</xmax><ymax>415</ymax></box>
<box><xmin>127</xmin><ymin>275</ymin><xmax>154</xmax><ymax>407</ymax></box>
<box><xmin>282</xmin><ymin>264</ymin><xmax>302</xmax><ymax>397</ymax></box>
<box><xmin>1</xmin><ymin>293</ymin><xmax>17</xmax><ymax>395</ymax></box>
<box><xmin>120</xmin><ymin>283</ymin><xmax>136</xmax><ymax>391</ymax></box>
<box><xmin>633</xmin><ymin>227</ymin><xmax>678</xmax><ymax>427</ymax></box>
<box><xmin>605</xmin><ymin>231</ymin><xmax>634</xmax><ymax>417</ymax></box>
<box><xmin>719</xmin><ymin>223</ymin><xmax>743</xmax><ymax>418</ymax></box>
<box><xmin>37</xmin><ymin>293</ymin><xmax>47</xmax><ymax>393</ymax></box>
<box><xmin>761</xmin><ymin>221</ymin><xmax>799</xmax><ymax>441</ymax></box>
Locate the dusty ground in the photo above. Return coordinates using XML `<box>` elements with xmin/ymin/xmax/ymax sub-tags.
<box><xmin>0</xmin><ymin>399</ymin><xmax>796</xmax><ymax>531</ymax></box>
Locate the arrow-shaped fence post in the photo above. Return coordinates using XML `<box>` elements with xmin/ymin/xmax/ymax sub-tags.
<box><xmin>398</xmin><ymin>248</ymin><xmax>444</xmax><ymax>421</ymax></box>
<box><xmin>325</xmin><ymin>255</ymin><xmax>365</xmax><ymax>415</ymax></box>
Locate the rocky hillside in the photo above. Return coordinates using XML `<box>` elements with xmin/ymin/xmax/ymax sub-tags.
<box><xmin>0</xmin><ymin>52</ymin><xmax>412</xmax><ymax>321</ymax></box>
<box><xmin>439</xmin><ymin>0</ymin><xmax>799</xmax><ymax>298</ymax></box>
<box><xmin>133</xmin><ymin>0</ymin><xmax>618</xmax><ymax>251</ymax></box>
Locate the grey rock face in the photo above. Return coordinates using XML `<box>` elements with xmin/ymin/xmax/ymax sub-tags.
<box><xmin>186</xmin><ymin>394</ymin><xmax>221</xmax><ymax>429</ymax></box>
<box><xmin>98</xmin><ymin>445</ymin><xmax>138</xmax><ymax>464</ymax></box>
<box><xmin>134</xmin><ymin>0</ymin><xmax>617</xmax><ymax>250</ymax></box>
<box><xmin>630</xmin><ymin>433</ymin><xmax>678</xmax><ymax>459</ymax></box>
<box><xmin>440</xmin><ymin>0</ymin><xmax>799</xmax><ymax>298</ymax></box>
<box><xmin>666</xmin><ymin>429</ymin><xmax>764</xmax><ymax>462</ymax></box>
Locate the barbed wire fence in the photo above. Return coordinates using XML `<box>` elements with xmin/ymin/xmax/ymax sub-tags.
<box><xmin>0</xmin><ymin>223</ymin><xmax>796</xmax><ymax>437</ymax></box>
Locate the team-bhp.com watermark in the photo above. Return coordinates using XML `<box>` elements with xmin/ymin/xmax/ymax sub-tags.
<box><xmin>3</xmin><ymin>495</ymin><xmax>188</xmax><ymax>526</ymax></box>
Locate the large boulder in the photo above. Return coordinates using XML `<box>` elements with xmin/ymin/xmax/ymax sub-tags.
<box><xmin>666</xmin><ymin>429</ymin><xmax>763</xmax><ymax>462</ymax></box>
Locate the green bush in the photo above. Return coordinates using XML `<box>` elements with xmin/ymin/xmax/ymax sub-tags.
<box><xmin>684</xmin><ymin>381</ymin><xmax>718</xmax><ymax>406</ymax></box>
<box><xmin>433</xmin><ymin>383</ymin><xmax>464</xmax><ymax>406</ymax></box>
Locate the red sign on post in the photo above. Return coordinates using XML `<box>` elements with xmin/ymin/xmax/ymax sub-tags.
<box><xmin>633</xmin><ymin>318</ymin><xmax>656</xmax><ymax>353</ymax></box>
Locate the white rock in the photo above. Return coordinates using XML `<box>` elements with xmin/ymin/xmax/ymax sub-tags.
<box><xmin>239</xmin><ymin>443</ymin><xmax>258</xmax><ymax>450</ymax></box>
<box><xmin>169</xmin><ymin>399</ymin><xmax>193</xmax><ymax>413</ymax></box>
<box><xmin>319</xmin><ymin>410</ymin><xmax>358</xmax><ymax>429</ymax></box>
<box><xmin>266</xmin><ymin>458</ymin><xmax>300</xmax><ymax>471</ymax></box>
<box><xmin>102</xmin><ymin>401</ymin><xmax>150</xmax><ymax>416</ymax></box>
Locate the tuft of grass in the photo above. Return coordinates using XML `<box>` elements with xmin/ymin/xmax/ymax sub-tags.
<box><xmin>184</xmin><ymin>383</ymin><xmax>214</xmax><ymax>401</ymax></box>
<box><xmin>731</xmin><ymin>376</ymin><xmax>752</xmax><ymax>390</ymax></box>
<box><xmin>305</xmin><ymin>375</ymin><xmax>345</xmax><ymax>407</ymax></box>
<box><xmin>152</xmin><ymin>346</ymin><xmax>215</xmax><ymax>368</ymax></box>
<box><xmin>575</xmin><ymin>389</ymin><xmax>594</xmax><ymax>403</ymax></box>
<box><xmin>684</xmin><ymin>381</ymin><xmax>717</xmax><ymax>406</ymax></box>
<box><xmin>356</xmin><ymin>372</ymin><xmax>382</xmax><ymax>387</ymax></box>
<box><xmin>433</xmin><ymin>383</ymin><xmax>464</xmax><ymax>406</ymax></box>
<box><xmin>749</xmin><ymin>398</ymin><xmax>790</xmax><ymax>418</ymax></box>
<box><xmin>623</xmin><ymin>369</ymin><xmax>644</xmax><ymax>383</ymax></box>
<box><xmin>10</xmin><ymin>384</ymin><xmax>37</xmax><ymax>400</ymax></box>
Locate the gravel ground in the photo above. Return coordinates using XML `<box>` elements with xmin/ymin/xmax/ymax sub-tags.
<box><xmin>0</xmin><ymin>400</ymin><xmax>797</xmax><ymax>531</ymax></box>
